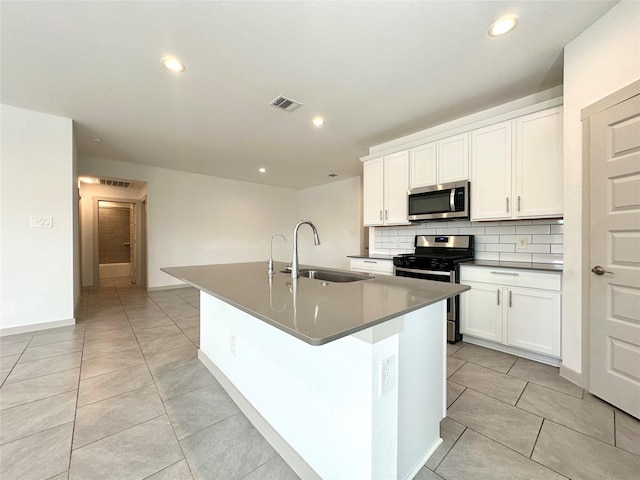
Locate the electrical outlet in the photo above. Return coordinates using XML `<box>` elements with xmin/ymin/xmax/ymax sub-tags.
<box><xmin>516</xmin><ymin>236</ymin><xmax>528</xmax><ymax>250</ymax></box>
<box><xmin>229</xmin><ymin>335</ymin><xmax>237</xmax><ymax>357</ymax></box>
<box><xmin>379</xmin><ymin>355</ymin><xmax>396</xmax><ymax>396</ymax></box>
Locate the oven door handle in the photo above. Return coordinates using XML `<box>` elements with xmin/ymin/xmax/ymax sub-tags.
<box><xmin>394</xmin><ymin>266</ymin><xmax>454</xmax><ymax>278</ymax></box>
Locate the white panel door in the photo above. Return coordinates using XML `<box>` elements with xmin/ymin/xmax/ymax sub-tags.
<box><xmin>471</xmin><ymin>121</ymin><xmax>512</xmax><ymax>220</ymax></box>
<box><xmin>589</xmin><ymin>91</ymin><xmax>640</xmax><ymax>419</ymax></box>
<box><xmin>516</xmin><ymin>107</ymin><xmax>564</xmax><ymax>218</ymax></box>
<box><xmin>363</xmin><ymin>158</ymin><xmax>384</xmax><ymax>226</ymax></box>
<box><xmin>506</xmin><ymin>287</ymin><xmax>561</xmax><ymax>357</ymax></box>
<box><xmin>438</xmin><ymin>132</ymin><xmax>469</xmax><ymax>184</ymax></box>
<box><xmin>409</xmin><ymin>143</ymin><xmax>437</xmax><ymax>189</ymax></box>
<box><xmin>460</xmin><ymin>282</ymin><xmax>503</xmax><ymax>342</ymax></box>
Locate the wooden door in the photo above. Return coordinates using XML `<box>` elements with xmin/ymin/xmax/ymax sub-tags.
<box><xmin>589</xmin><ymin>91</ymin><xmax>640</xmax><ymax>418</ymax></box>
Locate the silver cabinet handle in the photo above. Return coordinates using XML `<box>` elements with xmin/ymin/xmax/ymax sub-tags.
<box><xmin>364</xmin><ymin>260</ymin><xmax>377</xmax><ymax>264</ymax></box>
<box><xmin>591</xmin><ymin>265</ymin><xmax>613</xmax><ymax>275</ymax></box>
<box><xmin>506</xmin><ymin>197</ymin><xmax>510</xmax><ymax>213</ymax></box>
<box><xmin>509</xmin><ymin>290</ymin><xmax>513</xmax><ymax>308</ymax></box>
<box><xmin>517</xmin><ymin>196</ymin><xmax>521</xmax><ymax>212</ymax></box>
<box><xmin>123</xmin><ymin>242</ymin><xmax>131</xmax><ymax>247</ymax></box>
<box><xmin>385</xmin><ymin>210</ymin><xmax>389</xmax><ymax>220</ymax></box>
<box><xmin>379</xmin><ymin>210</ymin><xmax>383</xmax><ymax>221</ymax></box>
<box><xmin>490</xmin><ymin>271</ymin><xmax>519</xmax><ymax>276</ymax></box>
<box><xmin>497</xmin><ymin>289</ymin><xmax>500</xmax><ymax>305</ymax></box>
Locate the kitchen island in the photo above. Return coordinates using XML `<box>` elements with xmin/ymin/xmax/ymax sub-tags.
<box><xmin>162</xmin><ymin>262</ymin><xmax>469</xmax><ymax>480</ymax></box>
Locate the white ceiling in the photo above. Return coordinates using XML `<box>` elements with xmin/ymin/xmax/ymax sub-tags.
<box><xmin>1</xmin><ymin>1</ymin><xmax>617</xmax><ymax>189</ymax></box>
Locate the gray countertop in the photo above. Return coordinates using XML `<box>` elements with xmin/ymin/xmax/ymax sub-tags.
<box><xmin>161</xmin><ymin>262</ymin><xmax>468</xmax><ymax>346</ymax></box>
<box><xmin>347</xmin><ymin>254</ymin><xmax>395</xmax><ymax>260</ymax></box>
<box><xmin>460</xmin><ymin>260</ymin><xmax>563</xmax><ymax>272</ymax></box>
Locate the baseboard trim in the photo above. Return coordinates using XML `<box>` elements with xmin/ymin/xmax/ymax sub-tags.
<box><xmin>462</xmin><ymin>336</ymin><xmax>561</xmax><ymax>366</ymax></box>
<box><xmin>147</xmin><ymin>283</ymin><xmax>189</xmax><ymax>292</ymax></box>
<box><xmin>197</xmin><ymin>350</ymin><xmax>321</xmax><ymax>480</ymax></box>
<box><xmin>0</xmin><ymin>318</ymin><xmax>76</xmax><ymax>337</ymax></box>
<box><xmin>559</xmin><ymin>363</ymin><xmax>587</xmax><ymax>389</ymax></box>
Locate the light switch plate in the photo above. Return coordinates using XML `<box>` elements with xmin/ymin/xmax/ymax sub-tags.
<box><xmin>30</xmin><ymin>216</ymin><xmax>53</xmax><ymax>228</ymax></box>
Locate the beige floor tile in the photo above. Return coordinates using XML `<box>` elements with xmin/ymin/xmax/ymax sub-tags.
<box><xmin>615</xmin><ymin>409</ymin><xmax>640</xmax><ymax>456</ymax></box>
<box><xmin>452</xmin><ymin>343</ymin><xmax>517</xmax><ymax>373</ymax></box>
<box><xmin>447</xmin><ymin>389</ymin><xmax>543</xmax><ymax>456</ymax></box>
<box><xmin>425</xmin><ymin>417</ymin><xmax>465</xmax><ymax>470</ymax></box>
<box><xmin>508</xmin><ymin>357</ymin><xmax>583</xmax><ymax>398</ymax></box>
<box><xmin>533</xmin><ymin>420</ymin><xmax>640</xmax><ymax>480</ymax></box>
<box><xmin>436</xmin><ymin>429</ymin><xmax>565</xmax><ymax>480</ymax></box>
<box><xmin>517</xmin><ymin>383</ymin><xmax>614</xmax><ymax>444</ymax></box>
<box><xmin>449</xmin><ymin>362</ymin><xmax>527</xmax><ymax>405</ymax></box>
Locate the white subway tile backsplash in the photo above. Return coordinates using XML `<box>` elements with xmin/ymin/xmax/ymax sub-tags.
<box><xmin>486</xmin><ymin>244</ymin><xmax>516</xmax><ymax>253</ymax></box>
<box><xmin>475</xmin><ymin>251</ymin><xmax>500</xmax><ymax>261</ymax></box>
<box><xmin>532</xmin><ymin>234</ymin><xmax>563</xmax><ymax>244</ymax></box>
<box><xmin>475</xmin><ymin>235</ymin><xmax>501</xmax><ymax>244</ymax></box>
<box><xmin>500</xmin><ymin>252</ymin><xmax>533</xmax><ymax>262</ymax></box>
<box><xmin>515</xmin><ymin>225</ymin><xmax>551</xmax><ymax>234</ymax></box>
<box><xmin>372</xmin><ymin>217</ymin><xmax>564</xmax><ymax>264</ymax></box>
<box><xmin>485</xmin><ymin>226</ymin><xmax>516</xmax><ymax>234</ymax></box>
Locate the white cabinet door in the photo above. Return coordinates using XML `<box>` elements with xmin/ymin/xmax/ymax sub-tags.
<box><xmin>460</xmin><ymin>281</ymin><xmax>503</xmax><ymax>342</ymax></box>
<box><xmin>506</xmin><ymin>287</ymin><xmax>561</xmax><ymax>357</ymax></box>
<box><xmin>363</xmin><ymin>158</ymin><xmax>384</xmax><ymax>226</ymax></box>
<box><xmin>438</xmin><ymin>132</ymin><xmax>469</xmax><ymax>184</ymax></box>
<box><xmin>384</xmin><ymin>151</ymin><xmax>409</xmax><ymax>225</ymax></box>
<box><xmin>409</xmin><ymin>142</ymin><xmax>437</xmax><ymax>189</ymax></box>
<box><xmin>471</xmin><ymin>121</ymin><xmax>513</xmax><ymax>220</ymax></box>
<box><xmin>516</xmin><ymin>107</ymin><xmax>563</xmax><ymax>218</ymax></box>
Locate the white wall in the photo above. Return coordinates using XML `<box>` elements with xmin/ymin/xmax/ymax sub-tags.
<box><xmin>298</xmin><ymin>176</ymin><xmax>362</xmax><ymax>270</ymax></box>
<box><xmin>1</xmin><ymin>104</ymin><xmax>76</xmax><ymax>333</ymax></box>
<box><xmin>562</xmin><ymin>0</ymin><xmax>640</xmax><ymax>381</ymax></box>
<box><xmin>79</xmin><ymin>157</ymin><xmax>301</xmax><ymax>288</ymax></box>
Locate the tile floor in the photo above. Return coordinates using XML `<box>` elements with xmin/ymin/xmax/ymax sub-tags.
<box><xmin>1</xmin><ymin>280</ymin><xmax>639</xmax><ymax>480</ymax></box>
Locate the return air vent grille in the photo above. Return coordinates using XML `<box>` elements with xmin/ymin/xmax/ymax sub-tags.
<box><xmin>270</xmin><ymin>95</ymin><xmax>303</xmax><ymax>112</ymax></box>
<box><xmin>100</xmin><ymin>179</ymin><xmax>131</xmax><ymax>188</ymax></box>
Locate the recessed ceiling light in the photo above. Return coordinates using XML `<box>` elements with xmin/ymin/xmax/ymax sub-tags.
<box><xmin>328</xmin><ymin>173</ymin><xmax>338</xmax><ymax>177</ymax></box>
<box><xmin>79</xmin><ymin>176</ymin><xmax>99</xmax><ymax>184</ymax></box>
<box><xmin>258</xmin><ymin>167</ymin><xmax>267</xmax><ymax>173</ymax></box>
<box><xmin>312</xmin><ymin>117</ymin><xmax>325</xmax><ymax>127</ymax></box>
<box><xmin>162</xmin><ymin>56</ymin><xmax>185</xmax><ymax>72</ymax></box>
<box><xmin>488</xmin><ymin>15</ymin><xmax>518</xmax><ymax>37</ymax></box>
<box><xmin>92</xmin><ymin>137</ymin><xmax>102</xmax><ymax>143</ymax></box>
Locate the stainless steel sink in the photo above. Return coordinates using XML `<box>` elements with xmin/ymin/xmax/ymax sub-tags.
<box><xmin>288</xmin><ymin>269</ymin><xmax>372</xmax><ymax>283</ymax></box>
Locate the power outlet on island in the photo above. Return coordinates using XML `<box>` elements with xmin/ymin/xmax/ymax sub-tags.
<box><xmin>379</xmin><ymin>355</ymin><xmax>396</xmax><ymax>396</ymax></box>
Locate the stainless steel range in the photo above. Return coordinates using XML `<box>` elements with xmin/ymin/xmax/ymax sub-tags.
<box><xmin>393</xmin><ymin>235</ymin><xmax>474</xmax><ymax>343</ymax></box>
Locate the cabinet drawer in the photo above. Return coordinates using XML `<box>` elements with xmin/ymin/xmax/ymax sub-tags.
<box><xmin>350</xmin><ymin>258</ymin><xmax>394</xmax><ymax>275</ymax></box>
<box><xmin>460</xmin><ymin>266</ymin><xmax>561</xmax><ymax>291</ymax></box>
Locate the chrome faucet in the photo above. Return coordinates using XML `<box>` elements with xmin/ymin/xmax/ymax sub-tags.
<box><xmin>268</xmin><ymin>233</ymin><xmax>287</xmax><ymax>274</ymax></box>
<box><xmin>289</xmin><ymin>220</ymin><xmax>321</xmax><ymax>279</ymax></box>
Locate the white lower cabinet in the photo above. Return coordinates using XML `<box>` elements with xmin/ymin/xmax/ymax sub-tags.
<box><xmin>460</xmin><ymin>266</ymin><xmax>561</xmax><ymax>360</ymax></box>
<box><xmin>349</xmin><ymin>257</ymin><xmax>394</xmax><ymax>276</ymax></box>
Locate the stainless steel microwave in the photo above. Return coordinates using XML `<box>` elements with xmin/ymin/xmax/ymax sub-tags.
<box><xmin>408</xmin><ymin>181</ymin><xmax>470</xmax><ymax>221</ymax></box>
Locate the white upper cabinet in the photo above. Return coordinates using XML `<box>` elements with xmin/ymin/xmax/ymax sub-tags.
<box><xmin>471</xmin><ymin>106</ymin><xmax>563</xmax><ymax>221</ymax></box>
<box><xmin>363</xmin><ymin>151</ymin><xmax>410</xmax><ymax>226</ymax></box>
<box><xmin>471</xmin><ymin>122</ymin><xmax>513</xmax><ymax>220</ymax></box>
<box><xmin>410</xmin><ymin>133</ymin><xmax>469</xmax><ymax>189</ymax></box>
<box><xmin>516</xmin><ymin>107</ymin><xmax>563</xmax><ymax>218</ymax></box>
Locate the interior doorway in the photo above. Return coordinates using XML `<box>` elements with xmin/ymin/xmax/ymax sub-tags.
<box><xmin>91</xmin><ymin>195</ymin><xmax>147</xmax><ymax>289</ymax></box>
<box><xmin>97</xmin><ymin>201</ymin><xmax>135</xmax><ymax>285</ymax></box>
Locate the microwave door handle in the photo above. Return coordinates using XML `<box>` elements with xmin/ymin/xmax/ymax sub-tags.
<box><xmin>450</xmin><ymin>189</ymin><xmax>456</xmax><ymax>211</ymax></box>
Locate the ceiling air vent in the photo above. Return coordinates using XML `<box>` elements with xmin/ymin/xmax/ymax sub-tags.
<box><xmin>270</xmin><ymin>95</ymin><xmax>303</xmax><ymax>112</ymax></box>
<box><xmin>100</xmin><ymin>179</ymin><xmax>130</xmax><ymax>188</ymax></box>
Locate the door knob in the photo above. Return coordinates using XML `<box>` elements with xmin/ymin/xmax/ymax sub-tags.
<box><xmin>591</xmin><ymin>265</ymin><xmax>612</xmax><ymax>275</ymax></box>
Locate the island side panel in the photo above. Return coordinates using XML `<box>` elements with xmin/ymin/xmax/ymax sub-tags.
<box><xmin>397</xmin><ymin>302</ymin><xmax>446</xmax><ymax>478</ymax></box>
<box><xmin>199</xmin><ymin>290</ymin><xmax>387</xmax><ymax>479</ymax></box>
